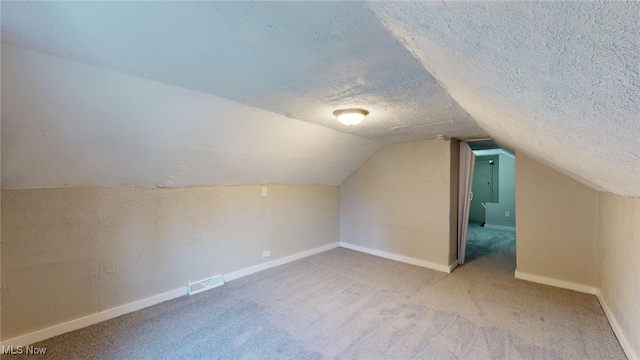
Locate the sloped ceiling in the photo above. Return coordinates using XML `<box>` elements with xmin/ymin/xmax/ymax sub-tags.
<box><xmin>0</xmin><ymin>1</ymin><xmax>486</xmax><ymax>189</ymax></box>
<box><xmin>2</xmin><ymin>2</ymin><xmax>638</xmax><ymax>196</ymax></box>
<box><xmin>0</xmin><ymin>1</ymin><xmax>484</xmax><ymax>143</ymax></box>
<box><xmin>1</xmin><ymin>45</ymin><xmax>381</xmax><ymax>188</ymax></box>
<box><xmin>369</xmin><ymin>2</ymin><xmax>640</xmax><ymax>197</ymax></box>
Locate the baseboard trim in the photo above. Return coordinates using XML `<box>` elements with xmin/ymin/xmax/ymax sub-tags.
<box><xmin>449</xmin><ymin>260</ymin><xmax>459</xmax><ymax>272</ymax></box>
<box><xmin>224</xmin><ymin>242</ymin><xmax>340</xmax><ymax>282</ymax></box>
<box><xmin>596</xmin><ymin>290</ymin><xmax>638</xmax><ymax>360</ymax></box>
<box><xmin>1</xmin><ymin>241</ymin><xmax>340</xmax><ymax>347</ymax></box>
<box><xmin>513</xmin><ymin>271</ymin><xmax>637</xmax><ymax>357</ymax></box>
<box><xmin>340</xmin><ymin>242</ymin><xmax>452</xmax><ymax>273</ymax></box>
<box><xmin>483</xmin><ymin>224</ymin><xmax>516</xmax><ymax>232</ymax></box>
<box><xmin>0</xmin><ymin>287</ymin><xmax>187</xmax><ymax>348</ymax></box>
<box><xmin>514</xmin><ymin>270</ymin><xmax>597</xmax><ymax>294</ymax></box>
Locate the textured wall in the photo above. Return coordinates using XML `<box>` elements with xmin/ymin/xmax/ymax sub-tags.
<box><xmin>340</xmin><ymin>139</ymin><xmax>457</xmax><ymax>267</ymax></box>
<box><xmin>598</xmin><ymin>193</ymin><xmax>640</xmax><ymax>358</ymax></box>
<box><xmin>1</xmin><ymin>44</ymin><xmax>381</xmax><ymax>189</ymax></box>
<box><xmin>515</xmin><ymin>153</ymin><xmax>598</xmax><ymax>287</ymax></box>
<box><xmin>485</xmin><ymin>153</ymin><xmax>516</xmax><ymax>228</ymax></box>
<box><xmin>0</xmin><ymin>185</ymin><xmax>339</xmax><ymax>340</ymax></box>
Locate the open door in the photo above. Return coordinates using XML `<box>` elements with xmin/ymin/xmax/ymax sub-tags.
<box><xmin>457</xmin><ymin>142</ymin><xmax>476</xmax><ymax>265</ymax></box>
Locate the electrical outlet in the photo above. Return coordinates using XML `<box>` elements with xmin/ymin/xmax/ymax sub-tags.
<box><xmin>261</xmin><ymin>187</ymin><xmax>267</xmax><ymax>197</ymax></box>
<box><xmin>263</xmin><ymin>250</ymin><xmax>271</xmax><ymax>258</ymax></box>
<box><xmin>505</xmin><ymin>211</ymin><xmax>510</xmax><ymax>218</ymax></box>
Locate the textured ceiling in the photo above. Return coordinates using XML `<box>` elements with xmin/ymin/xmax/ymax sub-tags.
<box><xmin>1</xmin><ymin>2</ymin><xmax>638</xmax><ymax>196</ymax></box>
<box><xmin>0</xmin><ymin>1</ymin><xmax>485</xmax><ymax>144</ymax></box>
<box><xmin>1</xmin><ymin>45</ymin><xmax>381</xmax><ymax>188</ymax></box>
<box><xmin>369</xmin><ymin>2</ymin><xmax>640</xmax><ymax>197</ymax></box>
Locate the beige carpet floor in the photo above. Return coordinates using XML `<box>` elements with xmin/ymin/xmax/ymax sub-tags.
<box><xmin>6</xmin><ymin>226</ymin><xmax>625</xmax><ymax>359</ymax></box>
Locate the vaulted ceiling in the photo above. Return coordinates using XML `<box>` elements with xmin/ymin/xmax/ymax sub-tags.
<box><xmin>2</xmin><ymin>2</ymin><xmax>638</xmax><ymax>196</ymax></box>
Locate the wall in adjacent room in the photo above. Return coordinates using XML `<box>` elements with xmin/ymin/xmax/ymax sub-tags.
<box><xmin>485</xmin><ymin>151</ymin><xmax>515</xmax><ymax>228</ymax></box>
<box><xmin>0</xmin><ymin>185</ymin><xmax>339</xmax><ymax>340</ymax></box>
<box><xmin>469</xmin><ymin>154</ymin><xmax>499</xmax><ymax>224</ymax></box>
<box><xmin>515</xmin><ymin>152</ymin><xmax>598</xmax><ymax>288</ymax></box>
<box><xmin>340</xmin><ymin>139</ymin><xmax>458</xmax><ymax>269</ymax></box>
<box><xmin>598</xmin><ymin>192</ymin><xmax>640</xmax><ymax>359</ymax></box>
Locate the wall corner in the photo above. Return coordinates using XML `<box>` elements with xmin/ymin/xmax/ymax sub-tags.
<box><xmin>449</xmin><ymin>139</ymin><xmax>460</xmax><ymax>266</ymax></box>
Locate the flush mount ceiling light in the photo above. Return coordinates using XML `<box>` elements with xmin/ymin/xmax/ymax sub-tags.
<box><xmin>333</xmin><ymin>108</ymin><xmax>369</xmax><ymax>126</ymax></box>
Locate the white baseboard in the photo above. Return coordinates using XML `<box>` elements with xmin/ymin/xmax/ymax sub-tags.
<box><xmin>483</xmin><ymin>224</ymin><xmax>516</xmax><ymax>232</ymax></box>
<box><xmin>449</xmin><ymin>260</ymin><xmax>459</xmax><ymax>272</ymax></box>
<box><xmin>514</xmin><ymin>270</ymin><xmax>597</xmax><ymax>294</ymax></box>
<box><xmin>340</xmin><ymin>242</ymin><xmax>452</xmax><ymax>273</ymax></box>
<box><xmin>513</xmin><ymin>271</ymin><xmax>637</xmax><ymax>358</ymax></box>
<box><xmin>0</xmin><ymin>287</ymin><xmax>187</xmax><ymax>348</ymax></box>
<box><xmin>224</xmin><ymin>242</ymin><xmax>340</xmax><ymax>282</ymax></box>
<box><xmin>1</xmin><ymin>241</ymin><xmax>340</xmax><ymax>347</ymax></box>
<box><xmin>596</xmin><ymin>290</ymin><xmax>638</xmax><ymax>360</ymax></box>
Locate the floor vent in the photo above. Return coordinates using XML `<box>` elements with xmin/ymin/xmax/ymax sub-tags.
<box><xmin>188</xmin><ymin>275</ymin><xmax>224</xmax><ymax>295</ymax></box>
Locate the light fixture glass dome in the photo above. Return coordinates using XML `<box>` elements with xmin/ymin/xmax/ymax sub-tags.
<box><xmin>333</xmin><ymin>108</ymin><xmax>369</xmax><ymax>126</ymax></box>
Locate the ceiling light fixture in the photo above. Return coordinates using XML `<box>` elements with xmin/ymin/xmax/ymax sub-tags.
<box><xmin>333</xmin><ymin>108</ymin><xmax>369</xmax><ymax>126</ymax></box>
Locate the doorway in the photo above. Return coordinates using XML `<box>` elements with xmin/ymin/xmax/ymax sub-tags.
<box><xmin>458</xmin><ymin>140</ymin><xmax>516</xmax><ymax>267</ymax></box>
